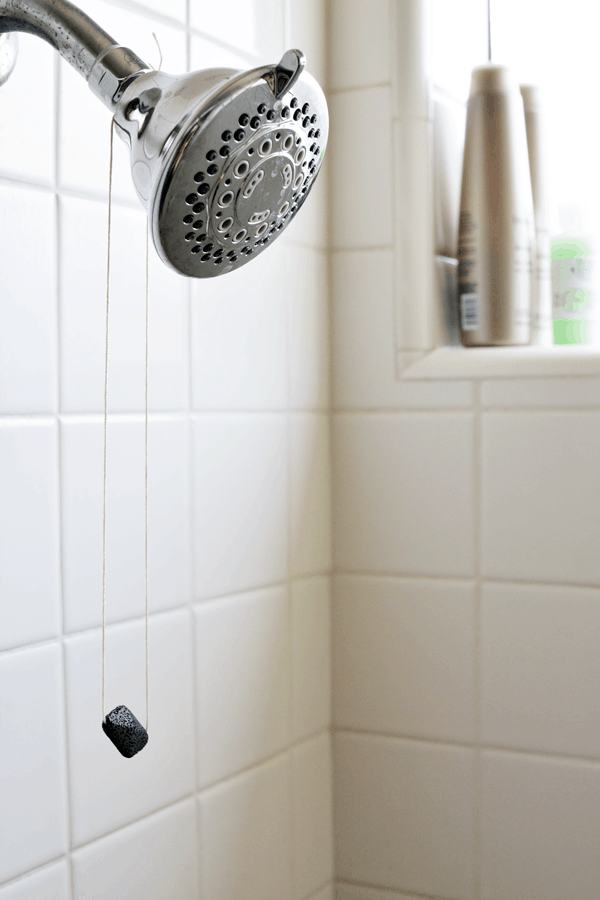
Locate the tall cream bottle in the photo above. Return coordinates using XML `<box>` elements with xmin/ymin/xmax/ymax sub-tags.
<box><xmin>458</xmin><ymin>65</ymin><xmax>536</xmax><ymax>346</ymax></box>
<box><xmin>520</xmin><ymin>84</ymin><xmax>553</xmax><ymax>346</ymax></box>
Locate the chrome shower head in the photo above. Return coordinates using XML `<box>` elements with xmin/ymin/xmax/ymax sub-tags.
<box><xmin>112</xmin><ymin>52</ymin><xmax>328</xmax><ymax>277</ymax></box>
<box><xmin>0</xmin><ymin>0</ymin><xmax>328</xmax><ymax>278</ymax></box>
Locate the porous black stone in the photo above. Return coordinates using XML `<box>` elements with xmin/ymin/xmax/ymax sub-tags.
<box><xmin>102</xmin><ymin>705</ymin><xmax>148</xmax><ymax>758</ymax></box>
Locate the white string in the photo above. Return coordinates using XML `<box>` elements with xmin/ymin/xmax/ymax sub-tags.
<box><xmin>102</xmin><ymin>119</ymin><xmax>115</xmax><ymax>724</ymax></box>
<box><xmin>102</xmin><ymin>117</ymin><xmax>150</xmax><ymax>732</ymax></box>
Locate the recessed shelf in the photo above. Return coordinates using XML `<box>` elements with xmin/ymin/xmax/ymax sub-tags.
<box><xmin>400</xmin><ymin>345</ymin><xmax>600</xmax><ymax>380</ymax></box>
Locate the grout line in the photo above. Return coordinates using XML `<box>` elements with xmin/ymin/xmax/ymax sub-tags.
<box><xmin>333</xmin><ymin>725</ymin><xmax>600</xmax><ymax>767</ymax></box>
<box><xmin>328</xmin><ymin>81</ymin><xmax>393</xmax><ymax>96</ymax></box>
<box><xmin>472</xmin><ymin>381</ymin><xmax>482</xmax><ymax>900</ymax></box>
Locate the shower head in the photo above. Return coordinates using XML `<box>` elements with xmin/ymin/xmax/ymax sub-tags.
<box><xmin>0</xmin><ymin>0</ymin><xmax>328</xmax><ymax>278</ymax></box>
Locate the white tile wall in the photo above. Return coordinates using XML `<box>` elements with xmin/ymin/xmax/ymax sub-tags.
<box><xmin>194</xmin><ymin>586</ymin><xmax>291</xmax><ymax>787</ymax></box>
<box><xmin>333</xmin><ymin>575</ymin><xmax>476</xmax><ymax>742</ymax></box>
<box><xmin>0</xmin><ymin>2</ymin><xmax>329</xmax><ymax>896</ymax></box>
<box><xmin>0</xmin><ymin>420</ymin><xmax>61</xmax><ymax>650</ymax></box>
<box><xmin>0</xmin><ymin>644</ymin><xmax>69</xmax><ymax>884</ymax></box>
<box><xmin>71</xmin><ymin>799</ymin><xmax>199</xmax><ymax>900</ymax></box>
<box><xmin>0</xmin><ymin>863</ymin><xmax>70</xmax><ymax>900</ymax></box>
<box><xmin>328</xmin><ymin>5</ymin><xmax>600</xmax><ymax>900</ymax></box>
<box><xmin>0</xmin><ymin>186</ymin><xmax>57</xmax><ymax>414</ymax></box>
<box><xmin>333</xmin><ymin>412</ymin><xmax>475</xmax><ymax>576</ymax></box>
<box><xmin>334</xmin><ymin>731</ymin><xmax>476</xmax><ymax>899</ymax></box>
<box><xmin>199</xmin><ymin>754</ymin><xmax>293</xmax><ymax>900</ymax></box>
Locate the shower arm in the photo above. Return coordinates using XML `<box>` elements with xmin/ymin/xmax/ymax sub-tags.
<box><xmin>0</xmin><ymin>0</ymin><xmax>149</xmax><ymax>108</ymax></box>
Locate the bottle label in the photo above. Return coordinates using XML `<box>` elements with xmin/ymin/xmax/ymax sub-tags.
<box><xmin>460</xmin><ymin>293</ymin><xmax>479</xmax><ymax>331</ymax></box>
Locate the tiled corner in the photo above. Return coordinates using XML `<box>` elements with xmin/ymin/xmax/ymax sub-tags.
<box><xmin>192</xmin><ymin>414</ymin><xmax>288</xmax><ymax>600</ymax></box>
<box><xmin>71</xmin><ymin>799</ymin><xmax>199</xmax><ymax>900</ymax></box>
<box><xmin>328</xmin><ymin>0</ymin><xmax>390</xmax><ymax>90</ymax></box>
<box><xmin>333</xmin><ymin>412</ymin><xmax>475</xmax><ymax>577</ymax></box>
<box><xmin>194</xmin><ymin>586</ymin><xmax>291</xmax><ymax>787</ymax></box>
<box><xmin>59</xmin><ymin>197</ymin><xmax>188</xmax><ymax>414</ymax></box>
<box><xmin>199</xmin><ymin>754</ymin><xmax>293</xmax><ymax>900</ymax></box>
<box><xmin>331</xmin><ymin>249</ymin><xmax>473</xmax><ymax>410</ymax></box>
<box><xmin>0</xmin><ymin>862</ymin><xmax>70</xmax><ymax>900</ymax></box>
<box><xmin>286</xmin><ymin>248</ymin><xmax>329</xmax><ymax>410</ymax></box>
<box><xmin>481</xmin><ymin>750</ymin><xmax>600</xmax><ymax>900</ymax></box>
<box><xmin>481</xmin><ymin>411</ymin><xmax>600</xmax><ymax>584</ymax></box>
<box><xmin>190</xmin><ymin>243</ymin><xmax>288</xmax><ymax>411</ymax></box>
<box><xmin>329</xmin><ymin>87</ymin><xmax>393</xmax><ymax>251</ymax></box>
<box><xmin>290</xmin><ymin>414</ymin><xmax>331</xmax><ymax>577</ymax></box>
<box><xmin>0</xmin><ymin>420</ymin><xmax>60</xmax><ymax>651</ymax></box>
<box><xmin>333</xmin><ymin>731</ymin><xmax>475</xmax><ymax>899</ymax></box>
<box><xmin>333</xmin><ymin>575</ymin><xmax>476</xmax><ymax>742</ymax></box>
<box><xmin>481</xmin><ymin>581</ymin><xmax>600</xmax><ymax>757</ymax></box>
<box><xmin>291</xmin><ymin>577</ymin><xmax>331</xmax><ymax>742</ymax></box>
<box><xmin>0</xmin><ymin>34</ymin><xmax>55</xmax><ymax>184</ymax></box>
<box><xmin>390</xmin><ymin>0</ymin><xmax>429</xmax><ymax>119</ymax></box>
<box><xmin>0</xmin><ymin>185</ymin><xmax>57</xmax><ymax>415</ymax></box>
<box><xmin>292</xmin><ymin>733</ymin><xmax>334</xmax><ymax>900</ymax></box>
<box><xmin>0</xmin><ymin>644</ymin><xmax>68</xmax><ymax>884</ymax></box>
<box><xmin>61</xmin><ymin>417</ymin><xmax>190</xmax><ymax>633</ymax></box>
<box><xmin>65</xmin><ymin>610</ymin><xmax>195</xmax><ymax>847</ymax></box>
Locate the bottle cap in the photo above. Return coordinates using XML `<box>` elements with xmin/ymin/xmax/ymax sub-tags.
<box><xmin>469</xmin><ymin>64</ymin><xmax>516</xmax><ymax>96</ymax></box>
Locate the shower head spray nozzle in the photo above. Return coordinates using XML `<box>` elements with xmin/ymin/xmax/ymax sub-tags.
<box><xmin>0</xmin><ymin>0</ymin><xmax>328</xmax><ymax>278</ymax></box>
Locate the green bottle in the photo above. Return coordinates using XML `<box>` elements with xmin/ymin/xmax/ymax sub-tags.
<box><xmin>551</xmin><ymin>237</ymin><xmax>595</xmax><ymax>344</ymax></box>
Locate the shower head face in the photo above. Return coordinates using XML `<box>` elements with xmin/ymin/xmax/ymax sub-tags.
<box><xmin>114</xmin><ymin>55</ymin><xmax>328</xmax><ymax>278</ymax></box>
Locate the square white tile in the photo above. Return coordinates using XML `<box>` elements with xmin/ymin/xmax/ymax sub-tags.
<box><xmin>334</xmin><ymin>732</ymin><xmax>475</xmax><ymax>899</ymax></box>
<box><xmin>286</xmin><ymin>248</ymin><xmax>329</xmax><ymax>411</ymax></box>
<box><xmin>65</xmin><ymin>610</ymin><xmax>195</xmax><ymax>846</ymax></box>
<box><xmin>189</xmin><ymin>0</ymin><xmax>285</xmax><ymax>62</ymax></box>
<box><xmin>0</xmin><ymin>34</ymin><xmax>54</xmax><ymax>184</ymax></box>
<box><xmin>0</xmin><ymin>420</ymin><xmax>60</xmax><ymax>650</ymax></box>
<box><xmin>192</xmin><ymin>414</ymin><xmax>288</xmax><ymax>600</ymax></box>
<box><xmin>190</xmin><ymin>242</ymin><xmax>288</xmax><ymax>411</ymax></box>
<box><xmin>481</xmin><ymin>581</ymin><xmax>600</xmax><ymax>757</ymax></box>
<box><xmin>194</xmin><ymin>586</ymin><xmax>291</xmax><ymax>787</ymax></box>
<box><xmin>61</xmin><ymin>417</ymin><xmax>190</xmax><ymax>632</ymax></box>
<box><xmin>291</xmin><ymin>577</ymin><xmax>331</xmax><ymax>742</ymax></box>
<box><xmin>290</xmin><ymin>414</ymin><xmax>331</xmax><ymax>577</ymax></box>
<box><xmin>0</xmin><ymin>862</ymin><xmax>69</xmax><ymax>900</ymax></box>
<box><xmin>330</xmin><ymin>88</ymin><xmax>393</xmax><ymax>250</ymax></box>
<box><xmin>60</xmin><ymin>196</ymin><xmax>188</xmax><ymax>414</ymax></box>
<box><xmin>331</xmin><ymin>250</ymin><xmax>473</xmax><ymax>410</ymax></box>
<box><xmin>481</xmin><ymin>750</ymin><xmax>600</xmax><ymax>900</ymax></box>
<box><xmin>292</xmin><ymin>733</ymin><xmax>334</xmax><ymax>900</ymax></box>
<box><xmin>58</xmin><ymin>0</ymin><xmax>187</xmax><ymax>202</ymax></box>
<box><xmin>481</xmin><ymin>411</ymin><xmax>600</xmax><ymax>584</ymax></box>
<box><xmin>199</xmin><ymin>754</ymin><xmax>293</xmax><ymax>900</ymax></box>
<box><xmin>0</xmin><ymin>185</ymin><xmax>57</xmax><ymax>414</ymax></box>
<box><xmin>332</xmin><ymin>412</ymin><xmax>475</xmax><ymax>577</ymax></box>
<box><xmin>72</xmin><ymin>799</ymin><xmax>199</xmax><ymax>900</ymax></box>
<box><xmin>328</xmin><ymin>0</ymin><xmax>391</xmax><ymax>90</ymax></box>
<box><xmin>0</xmin><ymin>644</ymin><xmax>68</xmax><ymax>884</ymax></box>
<box><xmin>333</xmin><ymin>575</ymin><xmax>476</xmax><ymax>742</ymax></box>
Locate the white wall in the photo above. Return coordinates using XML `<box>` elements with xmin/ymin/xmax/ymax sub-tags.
<box><xmin>0</xmin><ymin>2</ymin><xmax>332</xmax><ymax>899</ymax></box>
<box><xmin>331</xmin><ymin>2</ymin><xmax>600</xmax><ymax>899</ymax></box>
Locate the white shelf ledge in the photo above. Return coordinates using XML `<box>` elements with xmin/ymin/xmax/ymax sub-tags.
<box><xmin>400</xmin><ymin>345</ymin><xmax>600</xmax><ymax>380</ymax></box>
